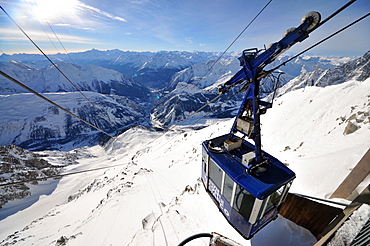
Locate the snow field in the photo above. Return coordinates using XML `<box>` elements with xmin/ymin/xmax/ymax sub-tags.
<box><xmin>261</xmin><ymin>78</ymin><xmax>370</xmax><ymax>198</ymax></box>
<box><xmin>0</xmin><ymin>78</ymin><xmax>369</xmax><ymax>245</ymax></box>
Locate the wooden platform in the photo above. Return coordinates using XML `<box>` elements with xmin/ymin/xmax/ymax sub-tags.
<box><xmin>314</xmin><ymin>184</ymin><xmax>370</xmax><ymax>246</ymax></box>
<box><xmin>330</xmin><ymin>148</ymin><xmax>370</xmax><ymax>199</ymax></box>
<box><xmin>279</xmin><ymin>193</ymin><xmax>343</xmax><ymax>238</ymax></box>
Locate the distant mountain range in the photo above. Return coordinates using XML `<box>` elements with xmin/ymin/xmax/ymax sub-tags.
<box><xmin>0</xmin><ymin>49</ymin><xmax>368</xmax><ymax>150</ymax></box>
<box><xmin>0</xmin><ymin>61</ymin><xmax>150</xmax><ymax>100</ymax></box>
<box><xmin>0</xmin><ymin>50</ymin><xmax>222</xmax><ymax>90</ymax></box>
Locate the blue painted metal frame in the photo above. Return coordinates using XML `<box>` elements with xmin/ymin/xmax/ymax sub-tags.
<box><xmin>201</xmin><ymin>11</ymin><xmax>320</xmax><ymax>239</ymax></box>
<box><xmin>221</xmin><ymin>18</ymin><xmax>316</xmax><ymax>167</ymax></box>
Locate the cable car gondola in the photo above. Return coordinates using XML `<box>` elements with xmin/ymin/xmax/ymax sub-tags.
<box><xmin>201</xmin><ymin>11</ymin><xmax>321</xmax><ymax>239</ymax></box>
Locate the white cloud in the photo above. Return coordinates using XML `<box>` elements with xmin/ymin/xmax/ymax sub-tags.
<box><xmin>78</xmin><ymin>2</ymin><xmax>128</xmax><ymax>23</ymax></box>
<box><xmin>114</xmin><ymin>16</ymin><xmax>128</xmax><ymax>22</ymax></box>
<box><xmin>185</xmin><ymin>37</ymin><xmax>193</xmax><ymax>44</ymax></box>
<box><xmin>54</xmin><ymin>24</ymin><xmax>72</xmax><ymax>27</ymax></box>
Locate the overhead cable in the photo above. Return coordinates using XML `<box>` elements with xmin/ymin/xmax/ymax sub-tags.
<box><xmin>0</xmin><ymin>6</ymin><xmax>110</xmax><ymax>125</ymax></box>
<box><xmin>170</xmin><ymin>0</ymin><xmax>272</xmax><ymax>128</ymax></box>
<box><xmin>195</xmin><ymin>0</ymin><xmax>273</xmax><ymax>84</ymax></box>
<box><xmin>269</xmin><ymin>12</ymin><xmax>370</xmax><ymax>73</ymax></box>
<box><xmin>167</xmin><ymin>2</ymin><xmax>369</xmax><ymax>136</ymax></box>
<box><xmin>313</xmin><ymin>0</ymin><xmax>357</xmax><ymax>30</ymax></box>
<box><xmin>44</xmin><ymin>21</ymin><xmax>121</xmax><ymax>134</ymax></box>
<box><xmin>0</xmin><ymin>71</ymin><xmax>115</xmax><ymax>139</ymax></box>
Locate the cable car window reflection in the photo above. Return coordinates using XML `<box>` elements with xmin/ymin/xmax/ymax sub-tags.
<box><xmin>223</xmin><ymin>174</ymin><xmax>234</xmax><ymax>204</ymax></box>
<box><xmin>265</xmin><ymin>186</ymin><xmax>285</xmax><ymax>213</ymax></box>
<box><xmin>233</xmin><ymin>185</ymin><xmax>255</xmax><ymax>220</ymax></box>
<box><xmin>209</xmin><ymin>158</ymin><xmax>223</xmax><ymax>189</ymax></box>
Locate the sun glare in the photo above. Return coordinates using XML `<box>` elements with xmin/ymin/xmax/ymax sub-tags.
<box><xmin>32</xmin><ymin>0</ymin><xmax>79</xmax><ymax>22</ymax></box>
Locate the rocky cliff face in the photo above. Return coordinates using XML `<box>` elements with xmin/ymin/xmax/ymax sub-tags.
<box><xmin>0</xmin><ymin>145</ymin><xmax>62</xmax><ymax>208</ymax></box>
<box><xmin>150</xmin><ymin>82</ymin><xmax>243</xmax><ymax>128</ymax></box>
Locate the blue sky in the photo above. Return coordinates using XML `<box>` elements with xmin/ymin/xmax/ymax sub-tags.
<box><xmin>1</xmin><ymin>0</ymin><xmax>369</xmax><ymax>56</ymax></box>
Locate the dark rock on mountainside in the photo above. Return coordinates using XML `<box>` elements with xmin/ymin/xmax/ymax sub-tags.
<box><xmin>0</xmin><ymin>145</ymin><xmax>62</xmax><ymax>208</ymax></box>
<box><xmin>150</xmin><ymin>83</ymin><xmax>243</xmax><ymax>128</ymax></box>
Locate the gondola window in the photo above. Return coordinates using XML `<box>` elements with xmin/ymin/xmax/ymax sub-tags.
<box><xmin>233</xmin><ymin>185</ymin><xmax>255</xmax><ymax>220</ymax></box>
<box><xmin>223</xmin><ymin>174</ymin><xmax>234</xmax><ymax>204</ymax></box>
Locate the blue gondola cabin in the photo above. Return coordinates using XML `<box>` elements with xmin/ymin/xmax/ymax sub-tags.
<box><xmin>201</xmin><ymin>134</ymin><xmax>295</xmax><ymax>239</ymax></box>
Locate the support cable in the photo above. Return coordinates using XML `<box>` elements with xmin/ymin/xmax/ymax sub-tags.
<box><xmin>23</xmin><ymin>0</ymin><xmax>122</xmax><ymax>134</ymax></box>
<box><xmin>313</xmin><ymin>0</ymin><xmax>357</xmax><ymax>31</ymax></box>
<box><xmin>152</xmin><ymin>12</ymin><xmax>370</xmax><ymax>153</ymax></box>
<box><xmin>191</xmin><ymin>85</ymin><xmax>244</xmax><ymax>125</ymax></box>
<box><xmin>44</xmin><ymin>21</ymin><xmax>121</xmax><ymax>134</ymax></box>
<box><xmin>155</xmin><ymin>0</ymin><xmax>272</xmax><ymax>133</ymax></box>
<box><xmin>195</xmin><ymin>0</ymin><xmax>273</xmax><ymax>84</ymax></box>
<box><xmin>0</xmin><ymin>71</ymin><xmax>115</xmax><ymax>139</ymax></box>
<box><xmin>0</xmin><ymin>6</ymin><xmax>111</xmax><ymax>127</ymax></box>
<box><xmin>25</xmin><ymin>1</ymin><xmax>61</xmax><ymax>54</ymax></box>
<box><xmin>268</xmin><ymin>8</ymin><xmax>368</xmax><ymax>73</ymax></box>
<box><xmin>163</xmin><ymin>0</ymin><xmax>362</xmax><ymax>130</ymax></box>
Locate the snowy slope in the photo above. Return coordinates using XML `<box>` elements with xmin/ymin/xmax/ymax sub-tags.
<box><xmin>261</xmin><ymin>78</ymin><xmax>370</xmax><ymax>198</ymax></box>
<box><xmin>0</xmin><ymin>123</ymin><xmax>316</xmax><ymax>246</ymax></box>
<box><xmin>0</xmin><ymin>77</ymin><xmax>369</xmax><ymax>245</ymax></box>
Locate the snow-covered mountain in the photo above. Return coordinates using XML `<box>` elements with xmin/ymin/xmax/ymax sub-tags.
<box><xmin>0</xmin><ymin>75</ymin><xmax>369</xmax><ymax>245</ymax></box>
<box><xmin>0</xmin><ymin>92</ymin><xmax>145</xmax><ymax>150</ymax></box>
<box><xmin>0</xmin><ymin>50</ymin><xmax>222</xmax><ymax>90</ymax></box>
<box><xmin>0</xmin><ymin>60</ymin><xmax>153</xmax><ymax>150</ymax></box>
<box><xmin>276</xmin><ymin>51</ymin><xmax>370</xmax><ymax>96</ymax></box>
<box><xmin>166</xmin><ymin>56</ymin><xmax>240</xmax><ymax>91</ymax></box>
<box><xmin>265</xmin><ymin>53</ymin><xmax>354</xmax><ymax>82</ymax></box>
<box><xmin>0</xmin><ymin>61</ymin><xmax>150</xmax><ymax>101</ymax></box>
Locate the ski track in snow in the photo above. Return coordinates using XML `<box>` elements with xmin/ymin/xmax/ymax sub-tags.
<box><xmin>0</xmin><ymin>78</ymin><xmax>369</xmax><ymax>245</ymax></box>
